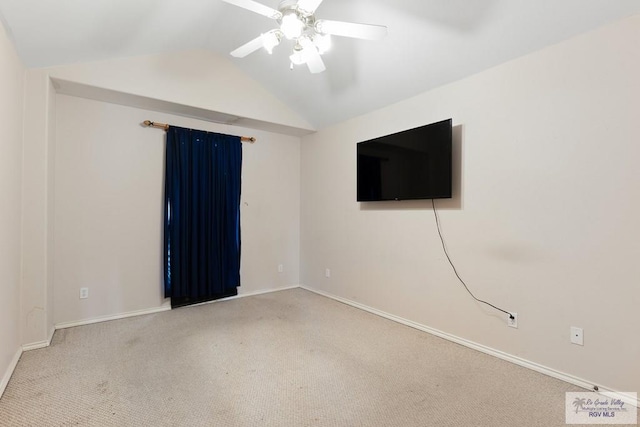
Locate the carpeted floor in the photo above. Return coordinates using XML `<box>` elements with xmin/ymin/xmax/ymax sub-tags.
<box><xmin>0</xmin><ymin>288</ymin><xmax>636</xmax><ymax>426</ymax></box>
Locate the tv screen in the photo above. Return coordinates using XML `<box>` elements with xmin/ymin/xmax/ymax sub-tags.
<box><xmin>357</xmin><ymin>119</ymin><xmax>452</xmax><ymax>201</ymax></box>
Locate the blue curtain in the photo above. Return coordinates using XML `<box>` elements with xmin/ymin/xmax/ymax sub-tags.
<box><xmin>163</xmin><ymin>126</ymin><xmax>242</xmax><ymax>300</ymax></box>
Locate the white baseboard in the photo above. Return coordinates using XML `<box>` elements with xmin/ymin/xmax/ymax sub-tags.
<box><xmin>54</xmin><ymin>285</ymin><xmax>301</xmax><ymax>328</ymax></box>
<box><xmin>22</xmin><ymin>340</ymin><xmax>51</xmax><ymax>352</ymax></box>
<box><xmin>187</xmin><ymin>285</ymin><xmax>301</xmax><ymax>308</ymax></box>
<box><xmin>22</xmin><ymin>325</ymin><xmax>57</xmax><ymax>352</ymax></box>
<box><xmin>300</xmin><ymin>285</ymin><xmax>639</xmax><ymax>408</ymax></box>
<box><xmin>48</xmin><ymin>325</ymin><xmax>55</xmax><ymax>345</ymax></box>
<box><xmin>55</xmin><ymin>305</ymin><xmax>172</xmax><ymax>330</ymax></box>
<box><xmin>0</xmin><ymin>347</ymin><xmax>22</xmax><ymax>398</ymax></box>
<box><xmin>238</xmin><ymin>285</ymin><xmax>301</xmax><ymax>297</ymax></box>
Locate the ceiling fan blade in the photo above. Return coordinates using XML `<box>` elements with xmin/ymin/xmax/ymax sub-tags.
<box><xmin>222</xmin><ymin>0</ymin><xmax>282</xmax><ymax>19</ymax></box>
<box><xmin>230</xmin><ymin>35</ymin><xmax>264</xmax><ymax>58</ymax></box>
<box><xmin>315</xmin><ymin>19</ymin><xmax>387</xmax><ymax>40</ymax></box>
<box><xmin>304</xmin><ymin>46</ymin><xmax>326</xmax><ymax>74</ymax></box>
<box><xmin>297</xmin><ymin>0</ymin><xmax>324</xmax><ymax>15</ymax></box>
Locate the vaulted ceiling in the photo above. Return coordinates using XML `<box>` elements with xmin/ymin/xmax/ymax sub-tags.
<box><xmin>1</xmin><ymin>0</ymin><xmax>639</xmax><ymax>129</ymax></box>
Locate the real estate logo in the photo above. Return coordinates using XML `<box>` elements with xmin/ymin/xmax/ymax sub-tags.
<box><xmin>566</xmin><ymin>392</ymin><xmax>637</xmax><ymax>425</ymax></box>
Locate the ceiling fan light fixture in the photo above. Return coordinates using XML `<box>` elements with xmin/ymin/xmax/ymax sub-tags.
<box><xmin>261</xmin><ymin>31</ymin><xmax>281</xmax><ymax>54</ymax></box>
<box><xmin>297</xmin><ymin>36</ymin><xmax>314</xmax><ymax>56</ymax></box>
<box><xmin>289</xmin><ymin>49</ymin><xmax>306</xmax><ymax>65</ymax></box>
<box><xmin>224</xmin><ymin>0</ymin><xmax>387</xmax><ymax>73</ymax></box>
<box><xmin>314</xmin><ymin>33</ymin><xmax>331</xmax><ymax>54</ymax></box>
<box><xmin>298</xmin><ymin>35</ymin><xmax>313</xmax><ymax>48</ymax></box>
<box><xmin>280</xmin><ymin>12</ymin><xmax>305</xmax><ymax>39</ymax></box>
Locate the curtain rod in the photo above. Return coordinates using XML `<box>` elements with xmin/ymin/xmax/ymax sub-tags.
<box><xmin>142</xmin><ymin>120</ymin><xmax>256</xmax><ymax>143</ymax></box>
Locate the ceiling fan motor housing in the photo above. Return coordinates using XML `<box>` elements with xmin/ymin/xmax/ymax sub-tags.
<box><xmin>279</xmin><ymin>0</ymin><xmax>313</xmax><ymax>17</ymax></box>
<box><xmin>277</xmin><ymin>0</ymin><xmax>321</xmax><ymax>40</ymax></box>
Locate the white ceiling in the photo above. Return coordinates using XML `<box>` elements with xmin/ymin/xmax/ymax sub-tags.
<box><xmin>1</xmin><ymin>0</ymin><xmax>639</xmax><ymax>129</ymax></box>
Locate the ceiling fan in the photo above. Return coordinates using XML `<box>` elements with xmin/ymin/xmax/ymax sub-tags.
<box><xmin>222</xmin><ymin>0</ymin><xmax>387</xmax><ymax>73</ymax></box>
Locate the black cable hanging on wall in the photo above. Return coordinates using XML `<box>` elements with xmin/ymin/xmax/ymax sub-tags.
<box><xmin>432</xmin><ymin>199</ymin><xmax>514</xmax><ymax>320</ymax></box>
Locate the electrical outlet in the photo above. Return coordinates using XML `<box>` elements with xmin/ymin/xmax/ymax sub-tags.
<box><xmin>507</xmin><ymin>312</ymin><xmax>518</xmax><ymax>328</ymax></box>
<box><xmin>278</xmin><ymin>264</ymin><xmax>283</xmax><ymax>273</ymax></box>
<box><xmin>570</xmin><ymin>326</ymin><xmax>584</xmax><ymax>346</ymax></box>
<box><xmin>79</xmin><ymin>287</ymin><xmax>89</xmax><ymax>299</ymax></box>
<box><xmin>325</xmin><ymin>268</ymin><xmax>331</xmax><ymax>278</ymax></box>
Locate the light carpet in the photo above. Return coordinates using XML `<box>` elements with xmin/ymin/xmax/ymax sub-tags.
<box><xmin>1</xmin><ymin>288</ymin><xmax>635</xmax><ymax>426</ymax></box>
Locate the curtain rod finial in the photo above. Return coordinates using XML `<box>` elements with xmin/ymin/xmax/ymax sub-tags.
<box><xmin>143</xmin><ymin>120</ymin><xmax>152</xmax><ymax>127</ymax></box>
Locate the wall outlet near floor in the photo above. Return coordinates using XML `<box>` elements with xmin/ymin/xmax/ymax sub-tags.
<box><xmin>507</xmin><ymin>312</ymin><xmax>518</xmax><ymax>328</ymax></box>
<box><xmin>79</xmin><ymin>287</ymin><xmax>89</xmax><ymax>299</ymax></box>
<box><xmin>325</xmin><ymin>268</ymin><xmax>331</xmax><ymax>278</ymax></box>
<box><xmin>570</xmin><ymin>326</ymin><xmax>584</xmax><ymax>346</ymax></box>
<box><xmin>278</xmin><ymin>264</ymin><xmax>284</xmax><ymax>273</ymax></box>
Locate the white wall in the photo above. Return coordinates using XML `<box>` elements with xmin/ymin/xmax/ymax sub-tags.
<box><xmin>301</xmin><ymin>15</ymin><xmax>640</xmax><ymax>396</ymax></box>
<box><xmin>46</xmin><ymin>78</ymin><xmax>56</xmax><ymax>338</ymax></box>
<box><xmin>0</xmin><ymin>20</ymin><xmax>24</xmax><ymax>393</ymax></box>
<box><xmin>48</xmin><ymin>50</ymin><xmax>313</xmax><ymax>132</ymax></box>
<box><xmin>21</xmin><ymin>49</ymin><xmax>309</xmax><ymax>345</ymax></box>
<box><xmin>21</xmin><ymin>69</ymin><xmax>56</xmax><ymax>346</ymax></box>
<box><xmin>54</xmin><ymin>95</ymin><xmax>300</xmax><ymax>324</ymax></box>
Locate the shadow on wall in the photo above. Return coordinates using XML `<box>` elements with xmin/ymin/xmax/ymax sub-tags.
<box><xmin>359</xmin><ymin>124</ymin><xmax>464</xmax><ymax>211</ymax></box>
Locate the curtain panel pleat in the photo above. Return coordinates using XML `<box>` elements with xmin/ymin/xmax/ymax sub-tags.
<box><xmin>163</xmin><ymin>126</ymin><xmax>242</xmax><ymax>300</ymax></box>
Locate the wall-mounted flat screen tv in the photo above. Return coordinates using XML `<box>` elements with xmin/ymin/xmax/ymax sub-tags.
<box><xmin>357</xmin><ymin>119</ymin><xmax>452</xmax><ymax>201</ymax></box>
